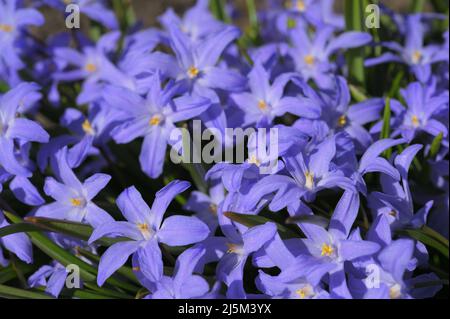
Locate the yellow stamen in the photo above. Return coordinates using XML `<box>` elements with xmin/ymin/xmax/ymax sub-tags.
<box><xmin>82</xmin><ymin>119</ymin><xmax>94</xmax><ymax>135</ymax></box>
<box><xmin>137</xmin><ymin>223</ymin><xmax>153</xmax><ymax>240</ymax></box>
<box><xmin>85</xmin><ymin>63</ymin><xmax>97</xmax><ymax>73</ymax></box>
<box><xmin>226</xmin><ymin>243</ymin><xmax>240</xmax><ymax>254</ymax></box>
<box><xmin>412</xmin><ymin>50</ymin><xmax>422</xmax><ymax>64</ymax></box>
<box><xmin>149</xmin><ymin>115</ymin><xmax>161</xmax><ymax>126</ymax></box>
<box><xmin>137</xmin><ymin>223</ymin><xmax>149</xmax><ymax>232</ymax></box>
<box><xmin>296</xmin><ymin>0</ymin><xmax>306</xmax><ymax>11</ymax></box>
<box><xmin>258</xmin><ymin>100</ymin><xmax>268</xmax><ymax>111</ymax></box>
<box><xmin>389</xmin><ymin>284</ymin><xmax>402</xmax><ymax>299</ymax></box>
<box><xmin>248</xmin><ymin>154</ymin><xmax>261</xmax><ymax>166</ymax></box>
<box><xmin>70</xmin><ymin>198</ymin><xmax>82</xmax><ymax>207</ymax></box>
<box><xmin>132</xmin><ymin>266</ymin><xmax>140</xmax><ymax>272</ymax></box>
<box><xmin>209</xmin><ymin>204</ymin><xmax>218</xmax><ymax>215</ymax></box>
<box><xmin>338</xmin><ymin>115</ymin><xmax>347</xmax><ymax>127</ymax></box>
<box><xmin>0</xmin><ymin>24</ymin><xmax>13</xmax><ymax>33</ymax></box>
<box><xmin>321</xmin><ymin>243</ymin><xmax>334</xmax><ymax>257</ymax></box>
<box><xmin>305</xmin><ymin>171</ymin><xmax>314</xmax><ymax>189</ymax></box>
<box><xmin>389</xmin><ymin>210</ymin><xmax>397</xmax><ymax>217</ymax></box>
<box><xmin>295</xmin><ymin>285</ymin><xmax>313</xmax><ymax>299</ymax></box>
<box><xmin>187</xmin><ymin>66</ymin><xmax>200</xmax><ymax>79</ymax></box>
<box><xmin>304</xmin><ymin>54</ymin><xmax>315</xmax><ymax>66</ymax></box>
<box><xmin>411</xmin><ymin>115</ymin><xmax>420</xmax><ymax>127</ymax></box>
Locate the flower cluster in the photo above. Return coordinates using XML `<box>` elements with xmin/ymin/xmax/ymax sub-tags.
<box><xmin>0</xmin><ymin>0</ymin><xmax>448</xmax><ymax>299</ymax></box>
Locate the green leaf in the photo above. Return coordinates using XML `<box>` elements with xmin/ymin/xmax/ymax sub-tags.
<box><xmin>410</xmin><ymin>0</ymin><xmax>426</xmax><ymax>12</ymax></box>
<box><xmin>422</xmin><ymin>225</ymin><xmax>449</xmax><ymax>248</ymax></box>
<box><xmin>429</xmin><ymin>132</ymin><xmax>443</xmax><ymax>158</ymax></box>
<box><xmin>388</xmin><ymin>70</ymin><xmax>404</xmax><ymax>98</ymax></box>
<box><xmin>0</xmin><ymin>264</ymin><xmax>34</xmax><ymax>285</ymax></box>
<box><xmin>349</xmin><ymin>84</ymin><xmax>368</xmax><ymax>102</ymax></box>
<box><xmin>22</xmin><ymin>216</ymin><xmax>128</xmax><ymax>246</ymax></box>
<box><xmin>4</xmin><ymin>212</ymin><xmax>139</xmax><ymax>292</ymax></box>
<box><xmin>0</xmin><ymin>284</ymin><xmax>54</xmax><ymax>299</ymax></box>
<box><xmin>398</xmin><ymin>228</ymin><xmax>449</xmax><ymax>259</ymax></box>
<box><xmin>0</xmin><ymin>223</ymin><xmax>43</xmax><ymax>238</ymax></box>
<box><xmin>209</xmin><ymin>0</ymin><xmax>229</xmax><ymax>22</ymax></box>
<box><xmin>224</xmin><ymin>212</ymin><xmax>301</xmax><ymax>238</ymax></box>
<box><xmin>344</xmin><ymin>0</ymin><xmax>366</xmax><ymax>86</ymax></box>
<box><xmin>245</xmin><ymin>0</ymin><xmax>260</xmax><ymax>43</ymax></box>
<box><xmin>285</xmin><ymin>215</ymin><xmax>330</xmax><ymax>228</ymax></box>
<box><xmin>380</xmin><ymin>97</ymin><xmax>392</xmax><ymax>158</ymax></box>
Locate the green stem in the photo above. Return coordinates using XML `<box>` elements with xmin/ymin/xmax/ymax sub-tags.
<box><xmin>345</xmin><ymin>0</ymin><xmax>366</xmax><ymax>86</ymax></box>
<box><xmin>411</xmin><ymin>0</ymin><xmax>426</xmax><ymax>13</ymax></box>
<box><xmin>0</xmin><ymin>284</ymin><xmax>53</xmax><ymax>299</ymax></box>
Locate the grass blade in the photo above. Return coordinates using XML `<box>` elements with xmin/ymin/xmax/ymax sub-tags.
<box><xmin>345</xmin><ymin>0</ymin><xmax>366</xmax><ymax>86</ymax></box>
<box><xmin>429</xmin><ymin>132</ymin><xmax>443</xmax><ymax>158</ymax></box>
<box><xmin>398</xmin><ymin>228</ymin><xmax>449</xmax><ymax>259</ymax></box>
<box><xmin>0</xmin><ymin>284</ymin><xmax>53</xmax><ymax>299</ymax></box>
<box><xmin>224</xmin><ymin>211</ymin><xmax>301</xmax><ymax>238</ymax></box>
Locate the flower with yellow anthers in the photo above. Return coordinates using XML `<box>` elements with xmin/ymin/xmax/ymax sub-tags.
<box><xmin>0</xmin><ymin>24</ymin><xmax>13</xmax><ymax>33</ymax></box>
<box><xmin>305</xmin><ymin>171</ymin><xmax>314</xmax><ymax>189</ymax></box>
<box><xmin>82</xmin><ymin>119</ymin><xmax>95</xmax><ymax>135</ymax></box>
<box><xmin>389</xmin><ymin>284</ymin><xmax>402</xmax><ymax>299</ymax></box>
<box><xmin>248</xmin><ymin>154</ymin><xmax>261</xmax><ymax>167</ymax></box>
<box><xmin>388</xmin><ymin>210</ymin><xmax>397</xmax><ymax>217</ymax></box>
<box><xmin>85</xmin><ymin>63</ymin><xmax>97</xmax><ymax>73</ymax></box>
<box><xmin>411</xmin><ymin>50</ymin><xmax>422</xmax><ymax>64</ymax></box>
<box><xmin>338</xmin><ymin>115</ymin><xmax>347</xmax><ymax>127</ymax></box>
<box><xmin>296</xmin><ymin>0</ymin><xmax>306</xmax><ymax>12</ymax></box>
<box><xmin>295</xmin><ymin>284</ymin><xmax>314</xmax><ymax>299</ymax></box>
<box><xmin>321</xmin><ymin>243</ymin><xmax>334</xmax><ymax>257</ymax></box>
<box><xmin>257</xmin><ymin>99</ymin><xmax>268</xmax><ymax>111</ymax></box>
<box><xmin>209</xmin><ymin>203</ymin><xmax>218</xmax><ymax>215</ymax></box>
<box><xmin>70</xmin><ymin>198</ymin><xmax>83</xmax><ymax>207</ymax></box>
<box><xmin>411</xmin><ymin>115</ymin><xmax>420</xmax><ymax>128</ymax></box>
<box><xmin>187</xmin><ymin>66</ymin><xmax>200</xmax><ymax>79</ymax></box>
<box><xmin>226</xmin><ymin>243</ymin><xmax>242</xmax><ymax>254</ymax></box>
<box><xmin>137</xmin><ymin>223</ymin><xmax>152</xmax><ymax>240</ymax></box>
<box><xmin>285</xmin><ymin>0</ymin><xmax>306</xmax><ymax>12</ymax></box>
<box><xmin>149</xmin><ymin>114</ymin><xmax>161</xmax><ymax>126</ymax></box>
<box><xmin>304</xmin><ymin>54</ymin><xmax>315</xmax><ymax>66</ymax></box>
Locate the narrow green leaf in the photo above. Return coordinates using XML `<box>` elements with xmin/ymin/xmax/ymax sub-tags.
<box><xmin>349</xmin><ymin>84</ymin><xmax>368</xmax><ymax>102</ymax></box>
<box><xmin>83</xmin><ymin>282</ymin><xmax>133</xmax><ymax>299</ymax></box>
<box><xmin>344</xmin><ymin>0</ymin><xmax>366</xmax><ymax>86</ymax></box>
<box><xmin>0</xmin><ymin>223</ymin><xmax>43</xmax><ymax>238</ymax></box>
<box><xmin>429</xmin><ymin>132</ymin><xmax>443</xmax><ymax>158</ymax></box>
<box><xmin>0</xmin><ymin>284</ymin><xmax>53</xmax><ymax>299</ymax></box>
<box><xmin>0</xmin><ymin>264</ymin><xmax>34</xmax><ymax>285</ymax></box>
<box><xmin>224</xmin><ymin>212</ymin><xmax>301</xmax><ymax>238</ymax></box>
<box><xmin>23</xmin><ymin>216</ymin><xmax>128</xmax><ymax>246</ymax></box>
<box><xmin>410</xmin><ymin>0</ymin><xmax>426</xmax><ymax>13</ymax></box>
<box><xmin>388</xmin><ymin>70</ymin><xmax>404</xmax><ymax>98</ymax></box>
<box><xmin>4</xmin><ymin>212</ymin><xmax>139</xmax><ymax>292</ymax></box>
<box><xmin>69</xmin><ymin>290</ymin><xmax>113</xmax><ymax>299</ymax></box>
<box><xmin>285</xmin><ymin>215</ymin><xmax>329</xmax><ymax>228</ymax></box>
<box><xmin>398</xmin><ymin>228</ymin><xmax>449</xmax><ymax>259</ymax></box>
<box><xmin>422</xmin><ymin>225</ymin><xmax>449</xmax><ymax>248</ymax></box>
<box><xmin>246</xmin><ymin>0</ymin><xmax>258</xmax><ymax>28</ymax></box>
<box><xmin>381</xmin><ymin>97</ymin><xmax>392</xmax><ymax>158</ymax></box>
<box><xmin>209</xmin><ymin>0</ymin><xmax>229</xmax><ymax>22</ymax></box>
